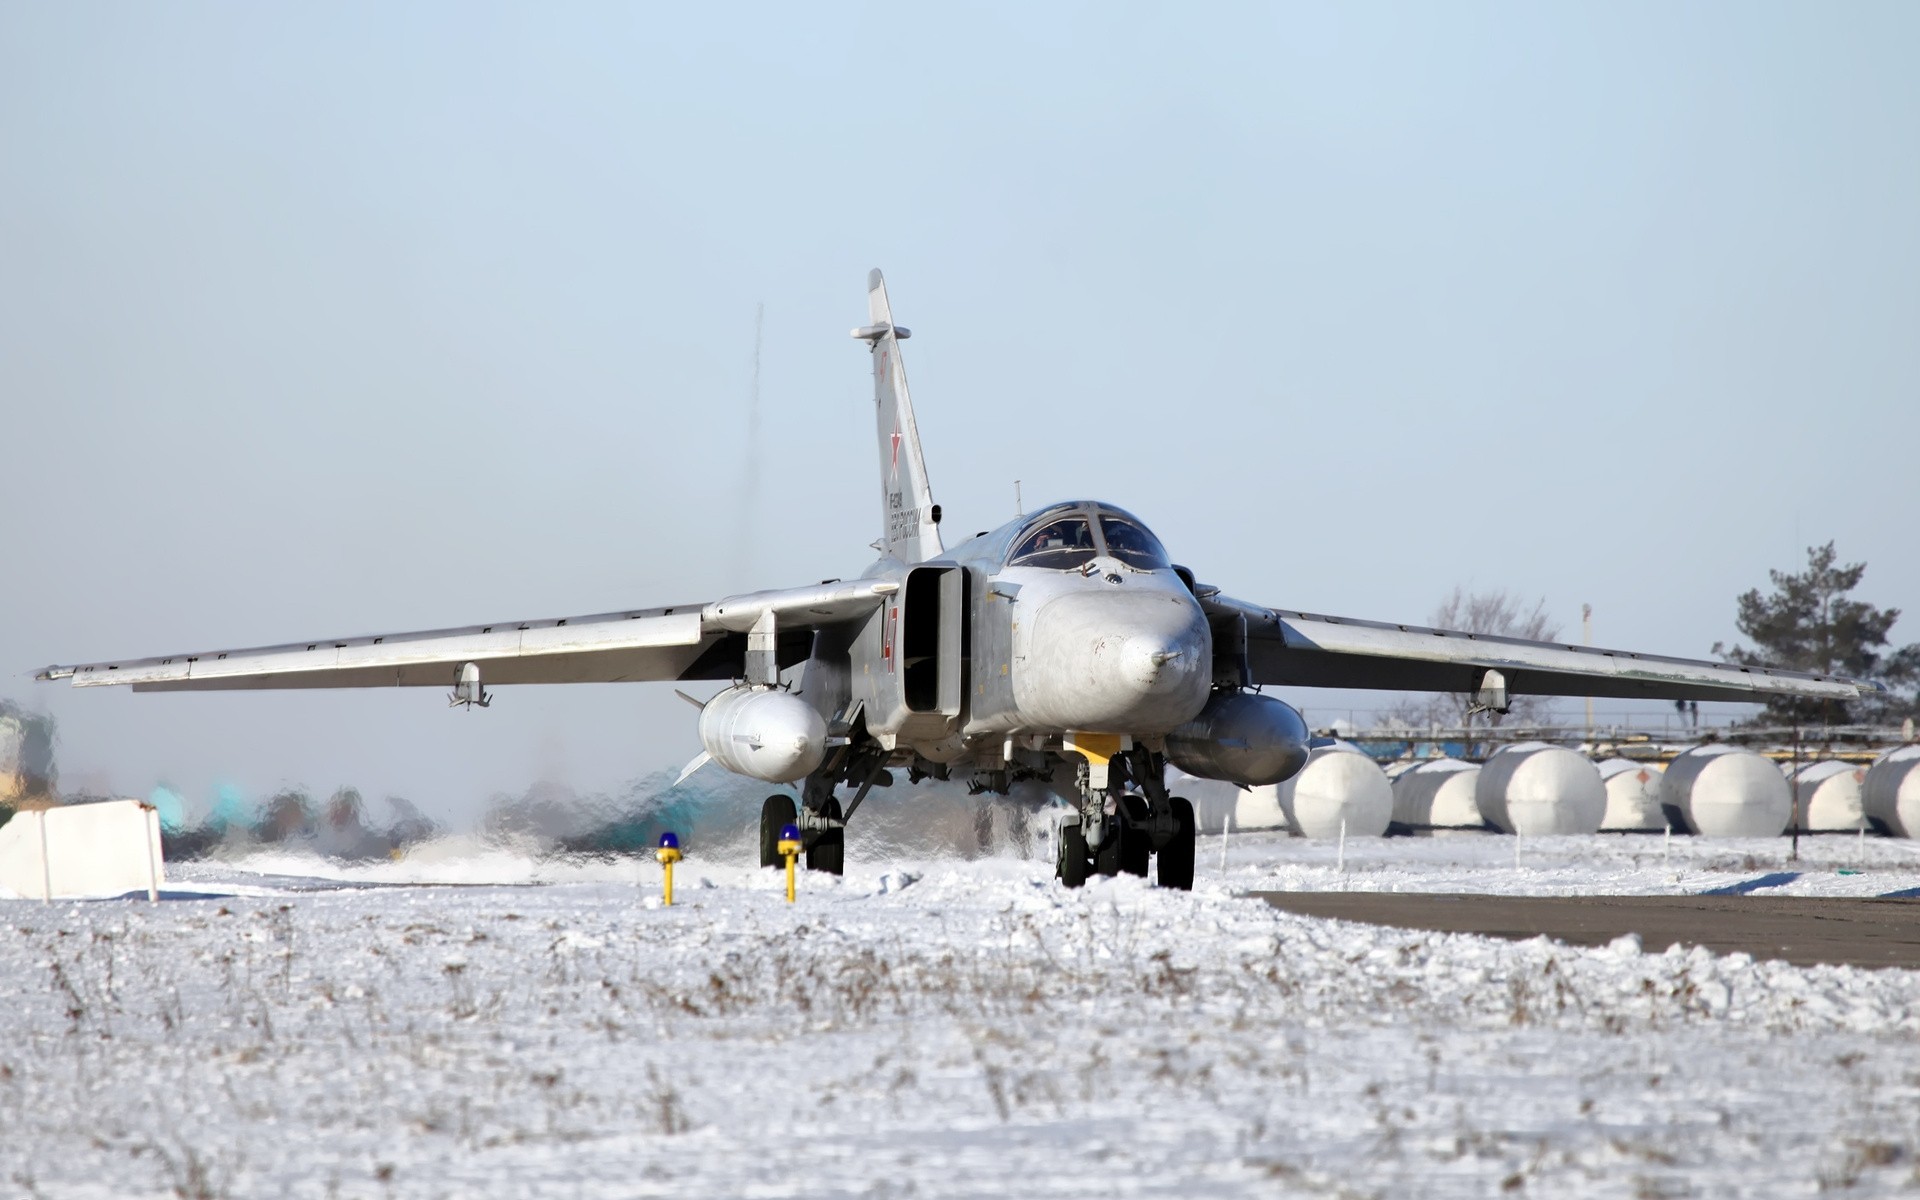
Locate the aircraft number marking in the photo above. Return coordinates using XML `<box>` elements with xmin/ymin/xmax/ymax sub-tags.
<box><xmin>886</xmin><ymin>489</ymin><xmax>919</xmax><ymax>544</ymax></box>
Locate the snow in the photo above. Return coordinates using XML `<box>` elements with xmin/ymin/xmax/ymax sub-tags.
<box><xmin>1221</xmin><ymin>826</ymin><xmax>1920</xmax><ymax>899</ymax></box>
<box><xmin>5</xmin><ymin>831</ymin><xmax>1920</xmax><ymax>1196</ymax></box>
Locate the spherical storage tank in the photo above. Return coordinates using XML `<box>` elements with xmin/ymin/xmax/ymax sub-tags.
<box><xmin>1661</xmin><ymin>745</ymin><xmax>1791</xmax><ymax>837</ymax></box>
<box><xmin>1787</xmin><ymin>760</ymin><xmax>1867</xmax><ymax>832</ymax></box>
<box><xmin>1864</xmin><ymin>746</ymin><xmax>1920</xmax><ymax>837</ymax></box>
<box><xmin>1275</xmin><ymin>745</ymin><xmax>1392</xmax><ymax>838</ymax></box>
<box><xmin>1389</xmin><ymin>758</ymin><xmax>1485</xmax><ymax>830</ymax></box>
<box><xmin>1595</xmin><ymin>759</ymin><xmax>1666</xmax><ymax>832</ymax></box>
<box><xmin>1475</xmin><ymin>743</ymin><xmax>1605</xmax><ymax>835</ymax></box>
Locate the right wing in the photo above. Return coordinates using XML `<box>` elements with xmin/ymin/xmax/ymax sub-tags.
<box><xmin>37</xmin><ymin>579</ymin><xmax>895</xmax><ymax>693</ymax></box>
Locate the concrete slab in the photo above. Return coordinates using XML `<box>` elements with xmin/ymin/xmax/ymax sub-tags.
<box><xmin>1251</xmin><ymin>891</ymin><xmax>1920</xmax><ymax>970</ymax></box>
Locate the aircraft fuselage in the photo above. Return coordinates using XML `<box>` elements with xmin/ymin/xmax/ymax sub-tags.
<box><xmin>807</xmin><ymin>500</ymin><xmax>1225</xmax><ymax>778</ymax></box>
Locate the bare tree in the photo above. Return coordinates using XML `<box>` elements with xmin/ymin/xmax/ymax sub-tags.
<box><xmin>1380</xmin><ymin>588</ymin><xmax>1562</xmax><ymax>730</ymax></box>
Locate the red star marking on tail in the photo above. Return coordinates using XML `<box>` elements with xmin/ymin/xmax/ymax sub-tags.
<box><xmin>890</xmin><ymin>422</ymin><xmax>902</xmax><ymax>478</ymax></box>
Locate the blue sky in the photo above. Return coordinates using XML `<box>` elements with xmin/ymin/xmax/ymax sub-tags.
<box><xmin>3</xmin><ymin>3</ymin><xmax>1915</xmax><ymax>821</ymax></box>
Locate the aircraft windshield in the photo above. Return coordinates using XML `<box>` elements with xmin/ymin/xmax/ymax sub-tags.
<box><xmin>1008</xmin><ymin>517</ymin><xmax>1098</xmax><ymax>570</ymax></box>
<box><xmin>1099</xmin><ymin>517</ymin><xmax>1171</xmax><ymax>570</ymax></box>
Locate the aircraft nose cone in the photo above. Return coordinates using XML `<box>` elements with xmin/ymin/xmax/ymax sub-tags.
<box><xmin>1019</xmin><ymin>590</ymin><xmax>1211</xmax><ymax>733</ymax></box>
<box><xmin>1119</xmin><ymin>635</ymin><xmax>1190</xmax><ymax>695</ymax></box>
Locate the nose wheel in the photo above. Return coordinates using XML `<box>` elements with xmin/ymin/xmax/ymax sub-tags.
<box><xmin>1094</xmin><ymin>793</ymin><xmax>1152</xmax><ymax>878</ymax></box>
<box><xmin>1057</xmin><ymin>821</ymin><xmax>1090</xmax><ymax>888</ymax></box>
<box><xmin>1155</xmin><ymin>796</ymin><xmax>1195</xmax><ymax>890</ymax></box>
<box><xmin>1055</xmin><ymin>788</ymin><xmax>1194</xmax><ymax>891</ymax></box>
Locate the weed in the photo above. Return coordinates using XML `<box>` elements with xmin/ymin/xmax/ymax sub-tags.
<box><xmin>644</xmin><ymin>1065</ymin><xmax>690</xmax><ymax>1135</ymax></box>
<box><xmin>145</xmin><ymin>1139</ymin><xmax>238</xmax><ymax>1200</ymax></box>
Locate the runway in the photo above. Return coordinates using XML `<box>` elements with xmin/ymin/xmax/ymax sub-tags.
<box><xmin>1251</xmin><ymin>892</ymin><xmax>1920</xmax><ymax>970</ymax></box>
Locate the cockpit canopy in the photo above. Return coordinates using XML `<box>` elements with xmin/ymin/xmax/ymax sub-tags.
<box><xmin>1005</xmin><ymin>503</ymin><xmax>1171</xmax><ymax>571</ymax></box>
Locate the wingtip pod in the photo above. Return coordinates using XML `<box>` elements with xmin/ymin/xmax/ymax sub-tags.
<box><xmin>34</xmin><ymin>666</ymin><xmax>71</xmax><ymax>683</ymax></box>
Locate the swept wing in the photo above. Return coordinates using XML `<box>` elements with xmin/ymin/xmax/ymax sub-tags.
<box><xmin>37</xmin><ymin>580</ymin><xmax>894</xmax><ymax>693</ymax></box>
<box><xmin>1199</xmin><ymin>592</ymin><xmax>1877</xmax><ymax>704</ymax></box>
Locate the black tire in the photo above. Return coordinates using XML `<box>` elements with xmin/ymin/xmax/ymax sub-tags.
<box><xmin>1156</xmin><ymin>796</ymin><xmax>1196</xmax><ymax>891</ymax></box>
<box><xmin>1114</xmin><ymin>794</ymin><xmax>1150</xmax><ymax>877</ymax></box>
<box><xmin>806</xmin><ymin>798</ymin><xmax>845</xmax><ymax>876</ymax></box>
<box><xmin>1092</xmin><ymin>821</ymin><xmax>1123</xmax><ymax>876</ymax></box>
<box><xmin>1057</xmin><ymin>822</ymin><xmax>1090</xmax><ymax>889</ymax></box>
<box><xmin>760</xmin><ymin>794</ymin><xmax>797</xmax><ymax>869</ymax></box>
<box><xmin>1092</xmin><ymin>823</ymin><xmax>1149</xmax><ymax>876</ymax></box>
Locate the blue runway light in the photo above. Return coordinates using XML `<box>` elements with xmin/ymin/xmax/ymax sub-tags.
<box><xmin>655</xmin><ymin>830</ymin><xmax>683</xmax><ymax>905</ymax></box>
<box><xmin>780</xmin><ymin>824</ymin><xmax>801</xmax><ymax>842</ymax></box>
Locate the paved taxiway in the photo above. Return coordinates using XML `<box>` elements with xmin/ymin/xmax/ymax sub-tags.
<box><xmin>1252</xmin><ymin>892</ymin><xmax>1920</xmax><ymax>970</ymax></box>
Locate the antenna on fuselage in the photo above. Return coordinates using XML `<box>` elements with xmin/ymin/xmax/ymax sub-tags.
<box><xmin>1015</xmin><ymin>479</ymin><xmax>1023</xmax><ymax>517</ymax></box>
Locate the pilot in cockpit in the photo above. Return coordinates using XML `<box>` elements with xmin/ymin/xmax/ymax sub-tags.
<box><xmin>1011</xmin><ymin>516</ymin><xmax>1095</xmax><ymax>568</ymax></box>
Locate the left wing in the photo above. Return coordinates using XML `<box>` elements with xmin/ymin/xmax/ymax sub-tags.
<box><xmin>37</xmin><ymin>580</ymin><xmax>895</xmax><ymax>693</ymax></box>
<box><xmin>1198</xmin><ymin>591</ymin><xmax>1878</xmax><ymax>705</ymax></box>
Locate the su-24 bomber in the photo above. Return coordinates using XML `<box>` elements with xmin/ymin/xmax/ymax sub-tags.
<box><xmin>39</xmin><ymin>272</ymin><xmax>1882</xmax><ymax>888</ymax></box>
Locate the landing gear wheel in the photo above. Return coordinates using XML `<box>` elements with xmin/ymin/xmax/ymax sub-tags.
<box><xmin>1093</xmin><ymin>822</ymin><xmax>1123</xmax><ymax>877</ymax></box>
<box><xmin>1093</xmin><ymin>822</ymin><xmax>1150</xmax><ymax>877</ymax></box>
<box><xmin>760</xmin><ymin>794</ymin><xmax>797</xmax><ymax>869</ymax></box>
<box><xmin>1121</xmin><ymin>826</ymin><xmax>1151</xmax><ymax>877</ymax></box>
<box><xmin>1114</xmin><ymin>794</ymin><xmax>1151</xmax><ymax>877</ymax></box>
<box><xmin>1156</xmin><ymin>796</ymin><xmax>1195</xmax><ymax>891</ymax></box>
<box><xmin>806</xmin><ymin>798</ymin><xmax>844</xmax><ymax>876</ymax></box>
<box><xmin>1057</xmin><ymin>822</ymin><xmax>1090</xmax><ymax>889</ymax></box>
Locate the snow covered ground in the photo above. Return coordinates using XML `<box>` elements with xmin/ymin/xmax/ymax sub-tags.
<box><xmin>5</xmin><ymin>830</ymin><xmax>1920</xmax><ymax>1197</ymax></box>
<box><xmin>1219</xmin><ymin>825</ymin><xmax>1920</xmax><ymax>900</ymax></box>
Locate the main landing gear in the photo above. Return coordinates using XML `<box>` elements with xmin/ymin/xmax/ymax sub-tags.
<box><xmin>1055</xmin><ymin>747</ymin><xmax>1195</xmax><ymax>891</ymax></box>
<box><xmin>760</xmin><ymin>743</ymin><xmax>891</xmax><ymax>878</ymax></box>
<box><xmin>760</xmin><ymin>792</ymin><xmax>850</xmax><ymax>876</ymax></box>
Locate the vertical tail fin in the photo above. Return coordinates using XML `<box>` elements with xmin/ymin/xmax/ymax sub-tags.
<box><xmin>853</xmin><ymin>269</ymin><xmax>941</xmax><ymax>564</ymax></box>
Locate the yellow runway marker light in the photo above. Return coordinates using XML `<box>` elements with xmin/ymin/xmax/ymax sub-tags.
<box><xmin>777</xmin><ymin>823</ymin><xmax>803</xmax><ymax>903</ymax></box>
<box><xmin>655</xmin><ymin>832</ymin><xmax>682</xmax><ymax>906</ymax></box>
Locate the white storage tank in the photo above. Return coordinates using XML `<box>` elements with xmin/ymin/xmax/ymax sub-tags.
<box><xmin>1168</xmin><ymin>769</ymin><xmax>1242</xmax><ymax>835</ymax></box>
<box><xmin>1596</xmin><ymin>759</ymin><xmax>1667</xmax><ymax>832</ymax></box>
<box><xmin>1476</xmin><ymin>742</ymin><xmax>1605</xmax><ymax>835</ymax></box>
<box><xmin>1786</xmin><ymin>760</ymin><xmax>1867</xmax><ymax>832</ymax></box>
<box><xmin>1863</xmin><ymin>746</ymin><xmax>1920</xmax><ymax>837</ymax></box>
<box><xmin>1275</xmin><ymin>745</ymin><xmax>1392</xmax><ymax>838</ymax></box>
<box><xmin>1662</xmin><ymin>744</ymin><xmax>1792</xmax><ymax>837</ymax></box>
<box><xmin>1389</xmin><ymin>758</ymin><xmax>1485</xmax><ymax>830</ymax></box>
<box><xmin>1227</xmin><ymin>778</ymin><xmax>1288</xmax><ymax>832</ymax></box>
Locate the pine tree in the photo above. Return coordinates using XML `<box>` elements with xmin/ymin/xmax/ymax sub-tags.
<box><xmin>1712</xmin><ymin>542</ymin><xmax>1917</xmax><ymax>725</ymax></box>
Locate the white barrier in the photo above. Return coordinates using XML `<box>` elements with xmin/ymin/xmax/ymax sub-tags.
<box><xmin>0</xmin><ymin>800</ymin><xmax>165</xmax><ymax>902</ymax></box>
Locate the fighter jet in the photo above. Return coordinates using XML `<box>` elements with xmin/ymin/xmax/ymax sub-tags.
<box><xmin>38</xmin><ymin>272</ymin><xmax>1880</xmax><ymax>889</ymax></box>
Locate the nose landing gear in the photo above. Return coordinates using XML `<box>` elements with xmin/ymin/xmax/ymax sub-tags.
<box><xmin>1055</xmin><ymin>748</ymin><xmax>1195</xmax><ymax>891</ymax></box>
<box><xmin>1094</xmin><ymin>793</ymin><xmax>1151</xmax><ymax>878</ymax></box>
<box><xmin>1057</xmin><ymin>821</ymin><xmax>1090</xmax><ymax>889</ymax></box>
<box><xmin>1155</xmin><ymin>796</ymin><xmax>1195</xmax><ymax>891</ymax></box>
